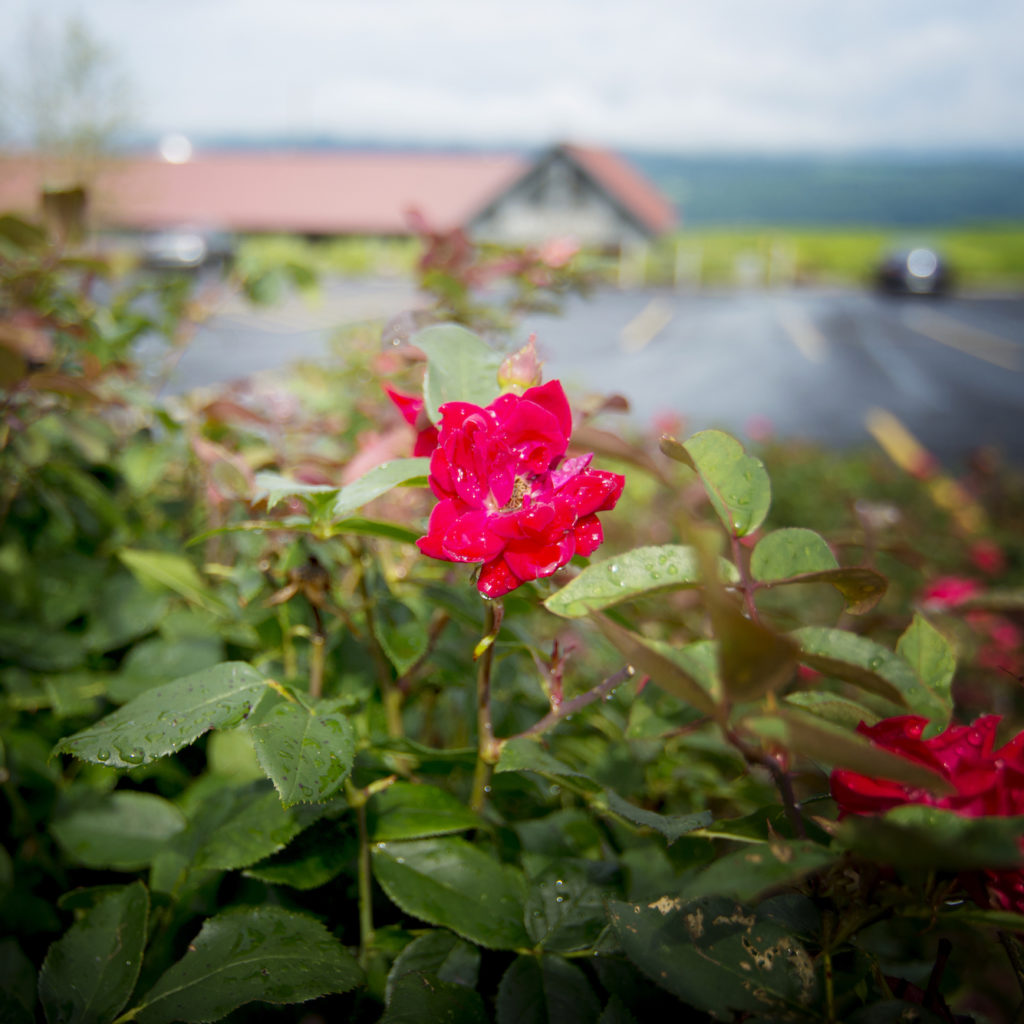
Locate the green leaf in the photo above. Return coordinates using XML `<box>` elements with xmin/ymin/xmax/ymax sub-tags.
<box><xmin>39</xmin><ymin>882</ymin><xmax>148</xmax><ymax>1024</ymax></box>
<box><xmin>931</xmin><ymin>906</ymin><xmax>1024</xmax><ymax>931</ymax></box>
<box><xmin>523</xmin><ymin>864</ymin><xmax>609</xmax><ymax>953</ymax></box>
<box><xmin>751</xmin><ymin>528</ymin><xmax>837</xmax><ymax>579</ymax></box>
<box><xmin>369</xmin><ymin>782</ymin><xmax>480</xmax><ymax>841</ymax></box>
<box><xmin>383</xmin><ymin>972</ymin><xmax>489</xmax><ymax>1024</ymax></box>
<box><xmin>680</xmin><ymin>840</ymin><xmax>836</xmax><ymax>903</ymax></box>
<box><xmin>784</xmin><ymin>691</ymin><xmax>881</xmax><ymax>729</ymax></box>
<box><xmin>896</xmin><ymin>614</ymin><xmax>956</xmax><ymax>707</ymax></box>
<box><xmin>187</xmin><ymin>781</ymin><xmax>308</xmax><ymax>873</ymax></box>
<box><xmin>132</xmin><ymin>906</ymin><xmax>362</xmax><ymax>1024</ymax></box>
<box><xmin>0</xmin><ymin>939</ymin><xmax>35</xmax><ymax>1024</ymax></box>
<box><xmin>599</xmin><ymin>790</ymin><xmax>711</xmax><ymax>843</ymax></box>
<box><xmin>252</xmin><ymin>472</ymin><xmax>339</xmax><ymax>511</ymax></box>
<box><xmin>662</xmin><ymin>430</ymin><xmax>771</xmax><ymax>537</ymax></box>
<box><xmin>496</xmin><ymin>738</ymin><xmax>598</xmax><ymax>786</ymax></box>
<box><xmin>846</xmin><ymin>1002</ymin><xmax>947</xmax><ymax>1024</ymax></box>
<box><xmin>372</xmin><ymin>836</ymin><xmax>530</xmax><ymax>950</ymax></box>
<box><xmin>84</xmin><ymin>574</ymin><xmax>169</xmax><ymax>653</ymax></box>
<box><xmin>837</xmin><ymin>805</ymin><xmax>1024</xmax><ymax>870</ymax></box>
<box><xmin>109</xmin><ymin>636</ymin><xmax>224</xmax><ymax>704</ymax></box>
<box><xmin>54</xmin><ymin>662</ymin><xmax>266</xmax><ymax>769</ymax></box>
<box><xmin>247</xmin><ymin>697</ymin><xmax>356</xmax><ymax>806</ymax></box>
<box><xmin>118</xmin><ymin>549</ymin><xmax>230</xmax><ymax>617</ymax></box>
<box><xmin>597</xmin><ymin>996</ymin><xmax>638</xmax><ymax>1024</ymax></box>
<box><xmin>742</xmin><ymin>708</ymin><xmax>953</xmax><ymax>795</ymax></box>
<box><xmin>710</xmin><ymin>597</ymin><xmax>798</xmax><ymax>701</ymax></box>
<box><xmin>331</xmin><ymin>517</ymin><xmax>423</xmax><ymax>544</ymax></box>
<box><xmin>244</xmin><ymin>819</ymin><xmax>352</xmax><ymax>891</ymax></box>
<box><xmin>544</xmin><ymin>545</ymin><xmax>739</xmax><ymax>618</ymax></box>
<box><xmin>751</xmin><ymin>528</ymin><xmax>887</xmax><ymax>614</ymax></box>
<box><xmin>51</xmin><ymin>791</ymin><xmax>186</xmax><ymax>871</ymax></box>
<box><xmin>496</xmin><ymin>955</ymin><xmax>601</xmax><ymax>1024</ymax></box>
<box><xmin>595</xmin><ymin>616</ymin><xmax>719</xmax><ymax>716</ymax></box>
<box><xmin>607</xmin><ymin>896</ymin><xmax>818</xmax><ymax>1014</ymax></box>
<box><xmin>373</xmin><ymin>598</ymin><xmax>430</xmax><ymax>675</ymax></box>
<box><xmin>414</xmin><ymin>324</ymin><xmax>503</xmax><ymax>422</ymax></box>
<box><xmin>333</xmin><ymin>458</ymin><xmax>430</xmax><ymax>519</ymax></box>
<box><xmin>385</xmin><ymin>931</ymin><xmax>481</xmax><ymax>1005</ymax></box>
<box><xmin>792</xmin><ymin>626</ymin><xmax>951</xmax><ymax>726</ymax></box>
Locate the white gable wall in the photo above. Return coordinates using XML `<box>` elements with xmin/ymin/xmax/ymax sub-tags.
<box><xmin>469</xmin><ymin>152</ymin><xmax>648</xmax><ymax>248</ymax></box>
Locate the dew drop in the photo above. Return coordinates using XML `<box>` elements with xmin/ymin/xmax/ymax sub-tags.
<box><xmin>96</xmin><ymin>749</ymin><xmax>110</xmax><ymax>762</ymax></box>
<box><xmin>609</xmin><ymin>563</ymin><xmax>620</xmax><ymax>574</ymax></box>
<box><xmin>483</xmin><ymin>785</ymin><xmax>492</xmax><ymax>794</ymax></box>
<box><xmin>555</xmin><ymin>896</ymin><xmax>565</xmax><ymax>903</ymax></box>
<box><xmin>122</xmin><ymin>747</ymin><xmax>145</xmax><ymax>765</ymax></box>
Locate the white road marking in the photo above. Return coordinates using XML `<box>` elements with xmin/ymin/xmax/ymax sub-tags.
<box><xmin>901</xmin><ymin>305</ymin><xmax>1022</xmax><ymax>372</ymax></box>
<box><xmin>774</xmin><ymin>301</ymin><xmax>827</xmax><ymax>363</ymax></box>
<box><xmin>620</xmin><ymin>298</ymin><xmax>675</xmax><ymax>352</ymax></box>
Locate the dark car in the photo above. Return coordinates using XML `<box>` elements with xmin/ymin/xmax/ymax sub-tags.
<box><xmin>875</xmin><ymin>246</ymin><xmax>952</xmax><ymax>296</ymax></box>
<box><xmin>140</xmin><ymin>226</ymin><xmax>234</xmax><ymax>271</ymax></box>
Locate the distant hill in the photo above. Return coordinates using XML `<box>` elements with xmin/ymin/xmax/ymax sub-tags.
<box><xmin>126</xmin><ymin>135</ymin><xmax>1024</xmax><ymax>229</ymax></box>
<box><xmin>624</xmin><ymin>151</ymin><xmax>1024</xmax><ymax>228</ymax></box>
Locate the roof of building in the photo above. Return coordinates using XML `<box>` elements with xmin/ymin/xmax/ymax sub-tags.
<box><xmin>0</xmin><ymin>144</ymin><xmax>677</xmax><ymax>238</ymax></box>
<box><xmin>560</xmin><ymin>144</ymin><xmax>677</xmax><ymax>236</ymax></box>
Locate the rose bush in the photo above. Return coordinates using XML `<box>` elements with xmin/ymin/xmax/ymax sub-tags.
<box><xmin>833</xmin><ymin>714</ymin><xmax>1024</xmax><ymax>912</ymax></box>
<box><xmin>416</xmin><ymin>379</ymin><xmax>624</xmax><ymax>597</ymax></box>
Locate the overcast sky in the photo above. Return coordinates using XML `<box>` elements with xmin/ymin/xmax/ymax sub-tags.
<box><xmin>4</xmin><ymin>0</ymin><xmax>1024</xmax><ymax>154</ymax></box>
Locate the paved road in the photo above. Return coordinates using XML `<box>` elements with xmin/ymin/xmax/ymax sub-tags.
<box><xmin>170</xmin><ymin>280</ymin><xmax>1024</xmax><ymax>466</ymax></box>
<box><xmin>519</xmin><ymin>288</ymin><xmax>1024</xmax><ymax>464</ymax></box>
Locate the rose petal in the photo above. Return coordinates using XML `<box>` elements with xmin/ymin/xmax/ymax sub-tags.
<box><xmin>573</xmin><ymin>514</ymin><xmax>603</xmax><ymax>556</ymax></box>
<box><xmin>478</xmin><ymin>556</ymin><xmax>521</xmax><ymax>598</ymax></box>
<box><xmin>521</xmin><ymin>380</ymin><xmax>573</xmax><ymax>441</ymax></box>
<box><xmin>384</xmin><ymin>385</ymin><xmax>423</xmax><ymax>426</ymax></box>
<box><xmin>504</xmin><ymin>531</ymin><xmax>575</xmax><ymax>582</ymax></box>
<box><xmin>417</xmin><ymin>499</ymin><xmax>463</xmax><ymax>559</ymax></box>
<box><xmin>441</xmin><ymin>510</ymin><xmax>506</xmax><ymax>563</ymax></box>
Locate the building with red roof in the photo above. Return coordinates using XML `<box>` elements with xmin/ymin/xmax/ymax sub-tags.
<box><xmin>0</xmin><ymin>143</ymin><xmax>677</xmax><ymax>248</ymax></box>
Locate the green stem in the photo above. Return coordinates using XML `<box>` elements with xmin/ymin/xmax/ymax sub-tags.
<box><xmin>277</xmin><ymin>604</ymin><xmax>297</xmax><ymax>679</ymax></box>
<box><xmin>346</xmin><ymin>780</ymin><xmax>375</xmax><ymax>965</ymax></box>
<box><xmin>725</xmin><ymin>726</ymin><xmax>806</xmax><ymax>838</ymax></box>
<box><xmin>1000</xmin><ymin>931</ymin><xmax>1024</xmax><ymax>1013</ymax></box>
<box><xmin>515</xmin><ymin>665</ymin><xmax>634</xmax><ymax>740</ymax></box>
<box><xmin>350</xmin><ymin>540</ymin><xmax>404</xmax><ymax>738</ymax></box>
<box><xmin>470</xmin><ymin>601</ymin><xmax>502</xmax><ymax>813</ymax></box>
<box><xmin>730</xmin><ymin>531</ymin><xmax>761</xmax><ymax>621</ymax></box>
<box><xmin>309</xmin><ymin>633</ymin><xmax>325</xmax><ymax>699</ymax></box>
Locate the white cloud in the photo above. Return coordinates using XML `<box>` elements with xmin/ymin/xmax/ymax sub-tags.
<box><xmin>3</xmin><ymin>0</ymin><xmax>1023</xmax><ymax>151</ymax></box>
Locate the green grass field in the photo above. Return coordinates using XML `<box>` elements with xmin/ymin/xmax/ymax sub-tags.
<box><xmin>647</xmin><ymin>224</ymin><xmax>1024</xmax><ymax>289</ymax></box>
<box><xmin>237</xmin><ymin>224</ymin><xmax>1024</xmax><ymax>293</ymax></box>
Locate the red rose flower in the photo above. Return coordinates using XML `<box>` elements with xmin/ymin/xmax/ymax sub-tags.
<box><xmin>384</xmin><ymin>385</ymin><xmax>439</xmax><ymax>456</ymax></box>
<box><xmin>832</xmin><ymin>714</ymin><xmax>1024</xmax><ymax>913</ymax></box>
<box><xmin>416</xmin><ymin>380</ymin><xmax>624</xmax><ymax>598</ymax></box>
<box><xmin>919</xmin><ymin>575</ymin><xmax>980</xmax><ymax>612</ymax></box>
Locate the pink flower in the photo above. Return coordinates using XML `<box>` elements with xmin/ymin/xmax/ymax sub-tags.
<box><xmin>831</xmin><ymin>714</ymin><xmax>1024</xmax><ymax>913</ymax></box>
<box><xmin>417</xmin><ymin>380</ymin><xmax>625</xmax><ymax>598</ymax></box>
<box><xmin>920</xmin><ymin>575</ymin><xmax>980</xmax><ymax>612</ymax></box>
<box><xmin>384</xmin><ymin>385</ymin><xmax>439</xmax><ymax>457</ymax></box>
<box><xmin>970</xmin><ymin>539</ymin><xmax>1007</xmax><ymax>576</ymax></box>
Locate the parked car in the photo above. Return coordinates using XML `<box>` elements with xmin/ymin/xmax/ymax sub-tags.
<box><xmin>140</xmin><ymin>226</ymin><xmax>234</xmax><ymax>271</ymax></box>
<box><xmin>875</xmin><ymin>246</ymin><xmax>952</xmax><ymax>296</ymax></box>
